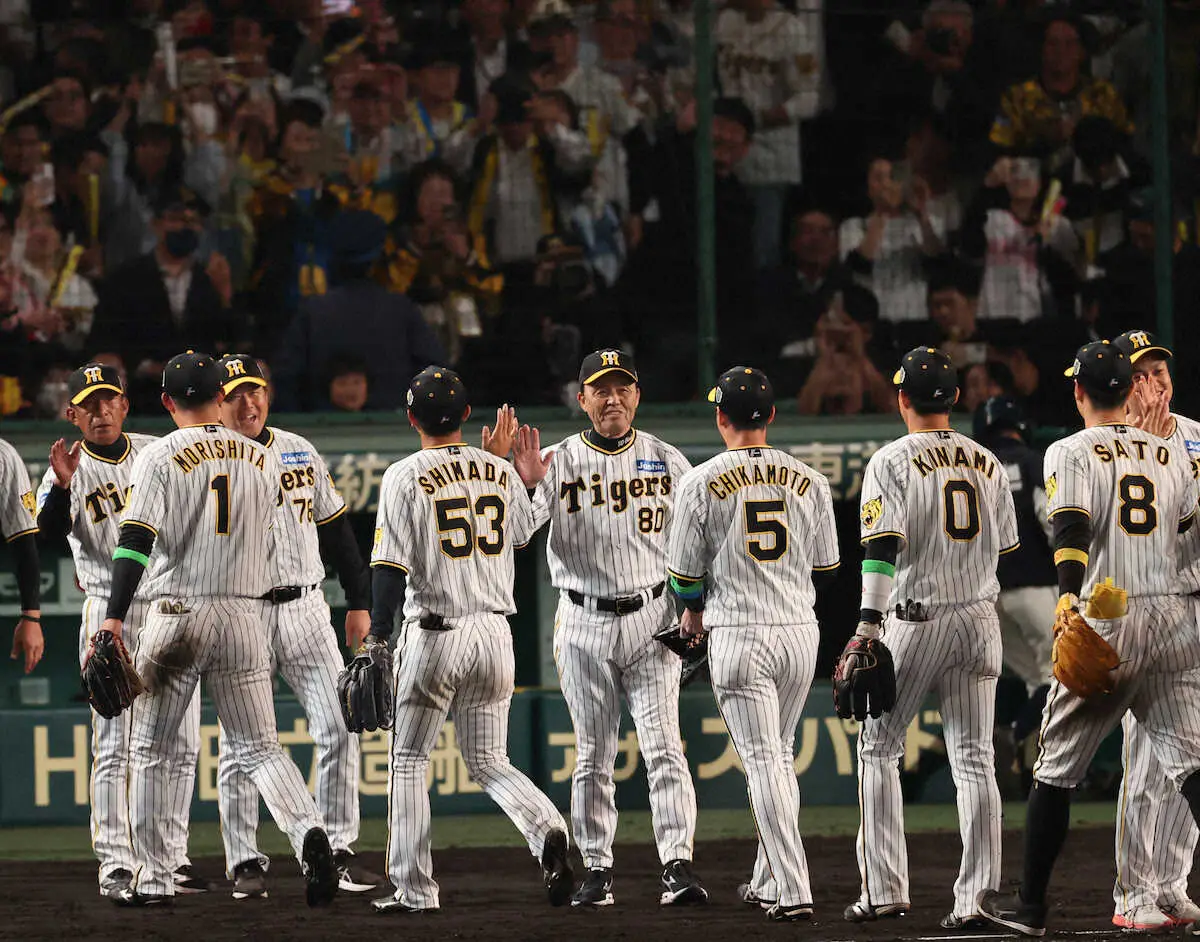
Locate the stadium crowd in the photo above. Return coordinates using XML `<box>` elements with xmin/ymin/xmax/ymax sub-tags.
<box><xmin>0</xmin><ymin>0</ymin><xmax>1198</xmax><ymax>422</ymax></box>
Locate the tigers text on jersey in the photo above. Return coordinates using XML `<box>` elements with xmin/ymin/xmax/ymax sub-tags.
<box><xmin>1045</xmin><ymin>423</ymin><xmax>1199</xmax><ymax>599</ymax></box>
<box><xmin>1168</xmin><ymin>413</ymin><xmax>1200</xmax><ymax>593</ymax></box>
<box><xmin>121</xmin><ymin>425</ymin><xmax>281</xmax><ymax>599</ymax></box>
<box><xmin>859</xmin><ymin>429</ymin><xmax>1019</xmax><ymax>606</ymax></box>
<box><xmin>37</xmin><ymin>433</ymin><xmax>157</xmax><ymax>599</ymax></box>
<box><xmin>667</xmin><ymin>446</ymin><xmax>839</xmax><ymax>627</ymax></box>
<box><xmin>372</xmin><ymin>443</ymin><xmax>532</xmax><ymax>618</ymax></box>
<box><xmin>533</xmin><ymin>430</ymin><xmax>691</xmax><ymax>597</ymax></box>
<box><xmin>262</xmin><ymin>427</ymin><xmax>346</xmax><ymax>586</ymax></box>
<box><xmin>0</xmin><ymin>437</ymin><xmax>37</xmax><ymax>542</ymax></box>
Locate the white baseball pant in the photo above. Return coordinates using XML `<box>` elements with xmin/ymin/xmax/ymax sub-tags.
<box><xmin>995</xmin><ymin>585</ymin><xmax>1056</xmax><ymax>694</ymax></box>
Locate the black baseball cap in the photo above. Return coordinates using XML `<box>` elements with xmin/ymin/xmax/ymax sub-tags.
<box><xmin>162</xmin><ymin>350</ymin><xmax>222</xmax><ymax>404</ymax></box>
<box><xmin>1064</xmin><ymin>340</ymin><xmax>1132</xmax><ymax>394</ymax></box>
<box><xmin>217</xmin><ymin>353</ymin><xmax>268</xmax><ymax>395</ymax></box>
<box><xmin>1112</xmin><ymin>329</ymin><xmax>1172</xmax><ymax>364</ymax></box>
<box><xmin>68</xmin><ymin>362</ymin><xmax>124</xmax><ymax>405</ymax></box>
<box><xmin>407</xmin><ymin>366</ymin><xmax>469</xmax><ymax>428</ymax></box>
<box><xmin>893</xmin><ymin>347</ymin><xmax>959</xmax><ymax>409</ymax></box>
<box><xmin>707</xmin><ymin>366</ymin><xmax>774</xmax><ymax>424</ymax></box>
<box><xmin>578</xmin><ymin>349</ymin><xmax>637</xmax><ymax>387</ymax></box>
<box><xmin>151</xmin><ymin>184</ymin><xmax>210</xmax><ymax>218</ymax></box>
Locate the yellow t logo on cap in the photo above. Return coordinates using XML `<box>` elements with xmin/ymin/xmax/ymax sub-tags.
<box><xmin>84</xmin><ymin>366</ymin><xmax>103</xmax><ymax>384</ymax></box>
<box><xmin>225</xmin><ymin>360</ymin><xmax>246</xmax><ymax>378</ymax></box>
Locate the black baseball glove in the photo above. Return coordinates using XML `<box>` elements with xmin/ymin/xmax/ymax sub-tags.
<box><xmin>337</xmin><ymin>638</ymin><xmax>394</xmax><ymax>733</ymax></box>
<box><xmin>81</xmin><ymin>630</ymin><xmax>146</xmax><ymax>719</ymax></box>
<box><xmin>653</xmin><ymin>624</ymin><xmax>709</xmax><ymax>688</ymax></box>
<box><xmin>832</xmin><ymin>624</ymin><xmax>896</xmax><ymax>721</ymax></box>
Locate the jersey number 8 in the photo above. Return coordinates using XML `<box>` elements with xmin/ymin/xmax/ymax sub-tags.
<box><xmin>435</xmin><ymin>495</ymin><xmax>506</xmax><ymax>558</ymax></box>
<box><xmin>1118</xmin><ymin>473</ymin><xmax>1157</xmax><ymax>535</ymax></box>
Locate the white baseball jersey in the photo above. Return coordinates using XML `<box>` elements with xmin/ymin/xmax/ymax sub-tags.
<box><xmin>0</xmin><ymin>437</ymin><xmax>37</xmax><ymax>542</ymax></box>
<box><xmin>714</xmin><ymin>4</ymin><xmax>819</xmax><ymax>185</ymax></box>
<box><xmin>1045</xmin><ymin>423</ymin><xmax>1198</xmax><ymax>599</ymax></box>
<box><xmin>36</xmin><ymin>433</ymin><xmax>157</xmax><ymax>599</ymax></box>
<box><xmin>260</xmin><ymin>427</ymin><xmax>346</xmax><ymax>586</ymax></box>
<box><xmin>121</xmin><ymin>425</ymin><xmax>281</xmax><ymax>599</ymax></box>
<box><xmin>666</xmin><ymin>446</ymin><xmax>839</xmax><ymax>626</ymax></box>
<box><xmin>1167</xmin><ymin>413</ymin><xmax>1200</xmax><ymax>592</ymax></box>
<box><xmin>859</xmin><ymin>429</ymin><xmax>1019</xmax><ymax>606</ymax></box>
<box><xmin>533</xmin><ymin>430</ymin><xmax>690</xmax><ymax>597</ymax></box>
<box><xmin>372</xmin><ymin>444</ymin><xmax>532</xmax><ymax>618</ymax></box>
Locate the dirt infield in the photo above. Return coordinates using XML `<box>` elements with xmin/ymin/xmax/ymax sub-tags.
<box><xmin>0</xmin><ymin>828</ymin><xmax>1188</xmax><ymax>941</ymax></box>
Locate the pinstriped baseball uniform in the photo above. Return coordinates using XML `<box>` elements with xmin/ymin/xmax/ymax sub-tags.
<box><xmin>1034</xmin><ymin>425</ymin><xmax>1200</xmax><ymax>802</ymax></box>
<box><xmin>373</xmin><ymin>443</ymin><xmax>567</xmax><ymax>909</ymax></box>
<box><xmin>855</xmin><ymin>429</ymin><xmax>1017</xmax><ymax>920</ymax></box>
<box><xmin>667</xmin><ymin>446</ymin><xmax>839</xmax><ymax>909</ymax></box>
<box><xmin>218</xmin><ymin>426</ymin><xmax>361</xmax><ymax>876</ymax></box>
<box><xmin>1115</xmin><ymin>412</ymin><xmax>1200</xmax><ymax>917</ymax></box>
<box><xmin>532</xmin><ymin>430</ymin><xmax>698</xmax><ymax>872</ymax></box>
<box><xmin>121</xmin><ymin>424</ymin><xmax>323</xmax><ymax>898</ymax></box>
<box><xmin>36</xmin><ymin>433</ymin><xmax>201</xmax><ymax>886</ymax></box>
<box><xmin>0</xmin><ymin>437</ymin><xmax>37</xmax><ymax>543</ymax></box>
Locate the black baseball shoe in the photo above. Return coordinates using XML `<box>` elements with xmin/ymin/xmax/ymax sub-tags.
<box><xmin>844</xmin><ymin>899</ymin><xmax>909</xmax><ymax>922</ymax></box>
<box><xmin>940</xmin><ymin>913</ymin><xmax>992</xmax><ymax>931</ymax></box>
<box><xmin>301</xmin><ymin>826</ymin><xmax>339</xmax><ymax>908</ymax></box>
<box><xmin>99</xmin><ymin>868</ymin><xmax>133</xmax><ymax>901</ymax></box>
<box><xmin>113</xmin><ymin>887</ymin><xmax>172</xmax><ymax>907</ymax></box>
<box><xmin>541</xmin><ymin>828</ymin><xmax>574</xmax><ymax>907</ymax></box>
<box><xmin>372</xmin><ymin>893</ymin><xmax>438</xmax><ymax>914</ymax></box>
<box><xmin>737</xmin><ymin>883</ymin><xmax>777</xmax><ymax>911</ymax></box>
<box><xmin>334</xmin><ymin>850</ymin><xmax>381</xmax><ymax>893</ymax></box>
<box><xmin>766</xmin><ymin>902</ymin><xmax>813</xmax><ymax>922</ymax></box>
<box><xmin>977</xmin><ymin>889</ymin><xmax>1047</xmax><ymax>937</ymax></box>
<box><xmin>571</xmin><ymin>868</ymin><xmax>614</xmax><ymax>907</ymax></box>
<box><xmin>660</xmin><ymin>859</ymin><xmax>708</xmax><ymax>905</ymax></box>
<box><xmin>232</xmin><ymin>859</ymin><xmax>268</xmax><ymax>900</ymax></box>
<box><xmin>173</xmin><ymin>864</ymin><xmax>216</xmax><ymax>894</ymax></box>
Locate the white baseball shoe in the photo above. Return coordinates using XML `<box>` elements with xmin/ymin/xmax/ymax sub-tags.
<box><xmin>1112</xmin><ymin>904</ymin><xmax>1174</xmax><ymax>933</ymax></box>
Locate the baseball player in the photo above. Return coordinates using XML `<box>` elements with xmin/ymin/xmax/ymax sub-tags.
<box><xmin>666</xmin><ymin>367</ymin><xmax>839</xmax><ymax>922</ymax></box>
<box><xmin>1105</xmin><ymin>329</ymin><xmax>1200</xmax><ymax>931</ymax></box>
<box><xmin>850</xmin><ymin>347</ymin><xmax>1017</xmax><ymax>931</ymax></box>
<box><xmin>972</xmin><ymin>397</ymin><xmax>1055</xmax><ymax>752</ymax></box>
<box><xmin>34</xmin><ymin>363</ymin><xmax>211</xmax><ymax>900</ymax></box>
<box><xmin>100</xmin><ymin>350</ymin><xmax>337</xmax><ymax>907</ymax></box>
<box><xmin>511</xmin><ymin>349</ymin><xmax>705</xmax><ymax>908</ymax></box>
<box><xmin>367</xmin><ymin>366</ymin><xmax>574</xmax><ymax>913</ymax></box>
<box><xmin>979</xmin><ymin>341</ymin><xmax>1200</xmax><ymax>937</ymax></box>
<box><xmin>1</xmin><ymin>434</ymin><xmax>42</xmax><ymax>673</ymax></box>
<box><xmin>211</xmin><ymin>354</ymin><xmax>379</xmax><ymax>899</ymax></box>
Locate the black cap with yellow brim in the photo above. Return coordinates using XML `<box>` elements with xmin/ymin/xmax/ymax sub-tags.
<box><xmin>67</xmin><ymin>362</ymin><xmax>124</xmax><ymax>405</ymax></box>
<box><xmin>578</xmin><ymin>349</ymin><xmax>638</xmax><ymax>387</ymax></box>
<box><xmin>1112</xmin><ymin>329</ymin><xmax>1173</xmax><ymax>364</ymax></box>
<box><xmin>216</xmin><ymin>353</ymin><xmax>269</xmax><ymax>394</ymax></box>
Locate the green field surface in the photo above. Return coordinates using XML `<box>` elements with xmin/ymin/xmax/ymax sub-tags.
<box><xmin>0</xmin><ymin>802</ymin><xmax>1117</xmax><ymax>862</ymax></box>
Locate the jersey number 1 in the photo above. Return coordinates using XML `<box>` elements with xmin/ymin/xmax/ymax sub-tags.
<box><xmin>210</xmin><ymin>474</ymin><xmax>230</xmax><ymax>535</ymax></box>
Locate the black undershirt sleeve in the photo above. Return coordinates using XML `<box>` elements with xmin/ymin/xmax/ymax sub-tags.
<box><xmin>811</xmin><ymin>568</ymin><xmax>839</xmax><ymax>591</ymax></box>
<box><xmin>369</xmin><ymin>565</ymin><xmax>407</xmax><ymax>642</ymax></box>
<box><xmin>860</xmin><ymin>535</ymin><xmax>900</xmax><ymax>623</ymax></box>
<box><xmin>317</xmin><ymin>514</ymin><xmax>371</xmax><ymax>610</ymax></box>
<box><xmin>105</xmin><ymin>523</ymin><xmax>156</xmax><ymax>621</ymax></box>
<box><xmin>36</xmin><ymin>485</ymin><xmax>72</xmax><ymax>541</ymax></box>
<box><xmin>11</xmin><ymin>533</ymin><xmax>41</xmax><ymax>610</ymax></box>
<box><xmin>1051</xmin><ymin>510</ymin><xmax>1090</xmax><ymax>599</ymax></box>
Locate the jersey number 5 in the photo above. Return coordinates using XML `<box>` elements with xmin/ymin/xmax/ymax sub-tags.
<box><xmin>436</xmin><ymin>495</ymin><xmax>506</xmax><ymax>558</ymax></box>
<box><xmin>744</xmin><ymin>499</ymin><xmax>788</xmax><ymax>562</ymax></box>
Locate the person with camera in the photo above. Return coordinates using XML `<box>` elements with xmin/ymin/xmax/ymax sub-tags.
<box><xmin>795</xmin><ymin>292</ymin><xmax>893</xmax><ymax>417</ymax></box>
<box><xmin>839</xmin><ymin>154</ymin><xmax>944</xmax><ymax>324</ymax></box>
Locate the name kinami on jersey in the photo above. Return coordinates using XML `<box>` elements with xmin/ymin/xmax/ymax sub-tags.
<box><xmin>171</xmin><ymin>437</ymin><xmax>267</xmax><ymax>473</ymax></box>
<box><xmin>910</xmin><ymin>444</ymin><xmax>997</xmax><ymax>479</ymax></box>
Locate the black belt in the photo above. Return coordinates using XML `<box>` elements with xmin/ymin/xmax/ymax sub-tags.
<box><xmin>261</xmin><ymin>584</ymin><xmax>320</xmax><ymax>605</ymax></box>
<box><xmin>419</xmin><ymin>611</ymin><xmax>506</xmax><ymax>631</ymax></box>
<box><xmin>568</xmin><ymin>582</ymin><xmax>665</xmax><ymax>616</ymax></box>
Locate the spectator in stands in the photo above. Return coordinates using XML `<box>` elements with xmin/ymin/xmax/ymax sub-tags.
<box><xmin>44</xmin><ymin>71</ymin><xmax>90</xmax><ymax>140</ymax></box>
<box><xmin>0</xmin><ymin>112</ymin><xmax>49</xmax><ymax>209</ymax></box>
<box><xmin>906</xmin><ymin>256</ymin><xmax>989</xmax><ymax>366</ymax></box>
<box><xmin>326</xmin><ymin>353</ymin><xmax>370</xmax><ymax>412</ymax></box>
<box><xmin>101</xmin><ymin>119</ymin><xmax>186</xmax><ymax>270</ymax></box>
<box><xmin>226</xmin><ymin>11</ymin><xmax>293</xmax><ymax>101</ymax></box>
<box><xmin>382</xmin><ymin>159</ymin><xmax>502</xmax><ymax>367</ymax></box>
<box><xmin>1058</xmin><ymin>115</ymin><xmax>1147</xmax><ymax>264</ymax></box>
<box><xmin>398</xmin><ymin>40</ymin><xmax>474</xmax><ymax>170</ymax></box>
<box><xmin>452</xmin><ymin>74</ymin><xmax>592</xmax><ymax>269</ymax></box>
<box><xmin>960</xmin><ymin>155</ymin><xmax>1080</xmax><ymax>322</ymax></box>
<box><xmin>340</xmin><ymin>76</ymin><xmax>404</xmax><ymax>188</ymax></box>
<box><xmin>839</xmin><ymin>154</ymin><xmax>944</xmax><ymax>323</ymax></box>
<box><xmin>12</xmin><ymin>202</ymin><xmax>97</xmax><ymax>355</ymax></box>
<box><xmin>958</xmin><ymin>360</ymin><xmax>1014</xmax><ymax>416</ymax></box>
<box><xmin>715</xmin><ymin>0</ymin><xmax>820</xmax><ymax>268</ymax></box>
<box><xmin>89</xmin><ymin>187</ymin><xmax>237</xmax><ymax>412</ymax></box>
<box><xmin>989</xmin><ymin>14</ymin><xmax>1132</xmax><ymax>172</ymax></box>
<box><xmin>273</xmin><ymin>209</ymin><xmax>445</xmax><ymax>412</ymax></box>
<box><xmin>455</xmin><ymin>0</ymin><xmax>528</xmax><ymax>111</ymax></box>
<box><xmin>49</xmin><ymin>133</ymin><xmax>109</xmax><ymax>276</ymax></box>
<box><xmin>795</xmin><ymin>291</ymin><xmax>893</xmax><ymax>416</ymax></box>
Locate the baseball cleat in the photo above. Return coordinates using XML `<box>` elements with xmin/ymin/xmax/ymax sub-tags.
<box><xmin>232</xmin><ymin>860</ymin><xmax>268</xmax><ymax>900</ymax></box>
<box><xmin>1161</xmin><ymin>898</ymin><xmax>1200</xmax><ymax>926</ymax></box>
<box><xmin>371</xmin><ymin>894</ymin><xmax>438</xmax><ymax>914</ymax></box>
<box><xmin>844</xmin><ymin>899</ymin><xmax>909</xmax><ymax>922</ymax></box>
<box><xmin>940</xmin><ymin>912</ymin><xmax>992</xmax><ymax>931</ymax></box>
<box><xmin>113</xmin><ymin>888</ymin><xmax>172</xmax><ymax>907</ymax></box>
<box><xmin>766</xmin><ymin>902</ymin><xmax>813</xmax><ymax>922</ymax></box>
<box><xmin>571</xmin><ymin>867</ymin><xmax>614</xmax><ymax>907</ymax></box>
<box><xmin>977</xmin><ymin>888</ymin><xmax>1047</xmax><ymax>937</ymax></box>
<box><xmin>334</xmin><ymin>850</ymin><xmax>381</xmax><ymax>893</ymax></box>
<box><xmin>541</xmin><ymin>828</ymin><xmax>574</xmax><ymax>907</ymax></box>
<box><xmin>660</xmin><ymin>859</ymin><xmax>708</xmax><ymax>905</ymax></box>
<box><xmin>737</xmin><ymin>882</ymin><xmax>777</xmax><ymax>911</ymax></box>
<box><xmin>301</xmin><ymin>826</ymin><xmax>339</xmax><ymax>908</ymax></box>
<box><xmin>173</xmin><ymin>864</ymin><xmax>216</xmax><ymax>894</ymax></box>
<box><xmin>1112</xmin><ymin>905</ymin><xmax>1174</xmax><ymax>933</ymax></box>
<box><xmin>99</xmin><ymin>868</ymin><xmax>133</xmax><ymax>901</ymax></box>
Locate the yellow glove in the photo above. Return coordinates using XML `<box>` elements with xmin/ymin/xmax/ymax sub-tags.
<box><xmin>1085</xmin><ymin>577</ymin><xmax>1128</xmax><ymax>620</ymax></box>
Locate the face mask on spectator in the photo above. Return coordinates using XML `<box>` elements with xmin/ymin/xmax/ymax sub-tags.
<box><xmin>189</xmin><ymin>101</ymin><xmax>219</xmax><ymax>137</ymax></box>
<box><xmin>164</xmin><ymin>227</ymin><xmax>200</xmax><ymax>259</ymax></box>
